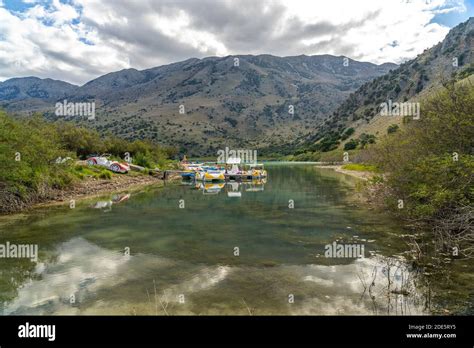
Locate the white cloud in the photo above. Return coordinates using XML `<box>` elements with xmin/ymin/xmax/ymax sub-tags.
<box><xmin>0</xmin><ymin>0</ymin><xmax>468</xmax><ymax>84</ymax></box>
<box><xmin>149</xmin><ymin>10</ymin><xmax>229</xmax><ymax>56</ymax></box>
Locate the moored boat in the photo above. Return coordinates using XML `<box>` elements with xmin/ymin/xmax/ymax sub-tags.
<box><xmin>195</xmin><ymin>167</ymin><xmax>225</xmax><ymax>181</ymax></box>
<box><xmin>224</xmin><ymin>161</ymin><xmax>267</xmax><ymax>181</ymax></box>
<box><xmin>180</xmin><ymin>157</ymin><xmax>204</xmax><ymax>179</ymax></box>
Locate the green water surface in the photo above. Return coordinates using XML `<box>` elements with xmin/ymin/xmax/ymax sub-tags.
<box><xmin>0</xmin><ymin>164</ymin><xmax>472</xmax><ymax>315</ymax></box>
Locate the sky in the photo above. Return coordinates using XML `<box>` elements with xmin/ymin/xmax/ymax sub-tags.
<box><xmin>0</xmin><ymin>0</ymin><xmax>472</xmax><ymax>85</ymax></box>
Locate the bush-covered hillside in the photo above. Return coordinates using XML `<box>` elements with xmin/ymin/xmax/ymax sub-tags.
<box><xmin>368</xmin><ymin>81</ymin><xmax>473</xmax><ymax>255</ymax></box>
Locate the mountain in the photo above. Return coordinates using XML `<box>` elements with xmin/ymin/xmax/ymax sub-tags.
<box><xmin>0</xmin><ymin>55</ymin><xmax>396</xmax><ymax>156</ymax></box>
<box><xmin>0</xmin><ymin>76</ymin><xmax>78</xmax><ymax>100</ymax></box>
<box><xmin>298</xmin><ymin>17</ymin><xmax>473</xmax><ymax>153</ymax></box>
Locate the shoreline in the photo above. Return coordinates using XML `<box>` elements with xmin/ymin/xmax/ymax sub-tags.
<box><xmin>2</xmin><ymin>172</ymin><xmax>181</xmax><ymax>214</ymax></box>
<box><xmin>315</xmin><ymin>164</ymin><xmax>375</xmax><ymax>181</ymax></box>
<box><xmin>315</xmin><ymin>164</ymin><xmax>374</xmax><ymax>205</ymax></box>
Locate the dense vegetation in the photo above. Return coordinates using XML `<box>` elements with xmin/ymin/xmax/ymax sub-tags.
<box><xmin>0</xmin><ymin>111</ymin><xmax>177</xmax><ymax>213</ymax></box>
<box><xmin>368</xmin><ymin>82</ymin><xmax>473</xmax><ymax>255</ymax></box>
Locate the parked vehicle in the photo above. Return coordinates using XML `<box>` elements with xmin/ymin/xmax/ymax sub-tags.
<box><xmin>86</xmin><ymin>155</ymin><xmax>130</xmax><ymax>173</ymax></box>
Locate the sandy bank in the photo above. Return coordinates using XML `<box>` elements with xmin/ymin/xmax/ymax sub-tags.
<box><xmin>315</xmin><ymin>165</ymin><xmax>376</xmax><ymax>181</ymax></box>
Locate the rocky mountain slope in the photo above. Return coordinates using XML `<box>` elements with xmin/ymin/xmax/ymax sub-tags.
<box><xmin>0</xmin><ymin>55</ymin><xmax>396</xmax><ymax>156</ymax></box>
<box><xmin>296</xmin><ymin>17</ymin><xmax>473</xmax><ymax>154</ymax></box>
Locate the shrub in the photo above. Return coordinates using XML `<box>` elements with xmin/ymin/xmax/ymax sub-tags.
<box><xmin>344</xmin><ymin>139</ymin><xmax>359</xmax><ymax>151</ymax></box>
<box><xmin>358</xmin><ymin>133</ymin><xmax>376</xmax><ymax>148</ymax></box>
<box><xmin>341</xmin><ymin>127</ymin><xmax>355</xmax><ymax>140</ymax></box>
<box><xmin>387</xmin><ymin>124</ymin><xmax>399</xmax><ymax>134</ymax></box>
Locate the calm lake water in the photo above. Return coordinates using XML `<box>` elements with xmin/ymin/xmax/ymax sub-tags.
<box><xmin>0</xmin><ymin>164</ymin><xmax>472</xmax><ymax>315</ymax></box>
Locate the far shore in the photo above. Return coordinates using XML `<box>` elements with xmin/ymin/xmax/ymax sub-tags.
<box><xmin>315</xmin><ymin>164</ymin><xmax>376</xmax><ymax>181</ymax></box>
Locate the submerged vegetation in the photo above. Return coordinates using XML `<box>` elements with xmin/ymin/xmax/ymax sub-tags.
<box><xmin>0</xmin><ymin>111</ymin><xmax>177</xmax><ymax>213</ymax></box>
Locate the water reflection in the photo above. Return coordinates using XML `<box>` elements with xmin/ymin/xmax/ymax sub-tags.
<box><xmin>2</xmin><ymin>238</ymin><xmax>130</xmax><ymax>314</ymax></box>
<box><xmin>1</xmin><ymin>238</ymin><xmax>427</xmax><ymax>315</ymax></box>
<box><xmin>187</xmin><ymin>179</ymin><xmax>267</xmax><ymax>196</ymax></box>
<box><xmin>0</xmin><ymin>164</ymin><xmax>471</xmax><ymax>315</ymax></box>
<box><xmin>195</xmin><ymin>182</ymin><xmax>225</xmax><ymax>195</ymax></box>
<box><xmin>91</xmin><ymin>193</ymin><xmax>131</xmax><ymax>212</ymax></box>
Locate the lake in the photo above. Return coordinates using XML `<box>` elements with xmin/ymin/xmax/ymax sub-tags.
<box><xmin>0</xmin><ymin>163</ymin><xmax>472</xmax><ymax>315</ymax></box>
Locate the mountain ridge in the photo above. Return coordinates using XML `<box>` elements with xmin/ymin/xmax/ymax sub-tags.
<box><xmin>0</xmin><ymin>54</ymin><xmax>397</xmax><ymax>156</ymax></box>
<box><xmin>290</xmin><ymin>17</ymin><xmax>473</xmax><ymax>157</ymax></box>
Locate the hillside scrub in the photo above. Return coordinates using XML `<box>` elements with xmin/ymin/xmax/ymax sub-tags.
<box><xmin>367</xmin><ymin>82</ymin><xmax>473</xmax><ymax>256</ymax></box>
<box><xmin>0</xmin><ymin>111</ymin><xmax>177</xmax><ymax>213</ymax></box>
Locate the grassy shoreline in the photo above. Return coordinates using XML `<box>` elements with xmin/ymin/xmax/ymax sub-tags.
<box><xmin>1</xmin><ymin>171</ymin><xmax>181</xmax><ymax>215</ymax></box>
